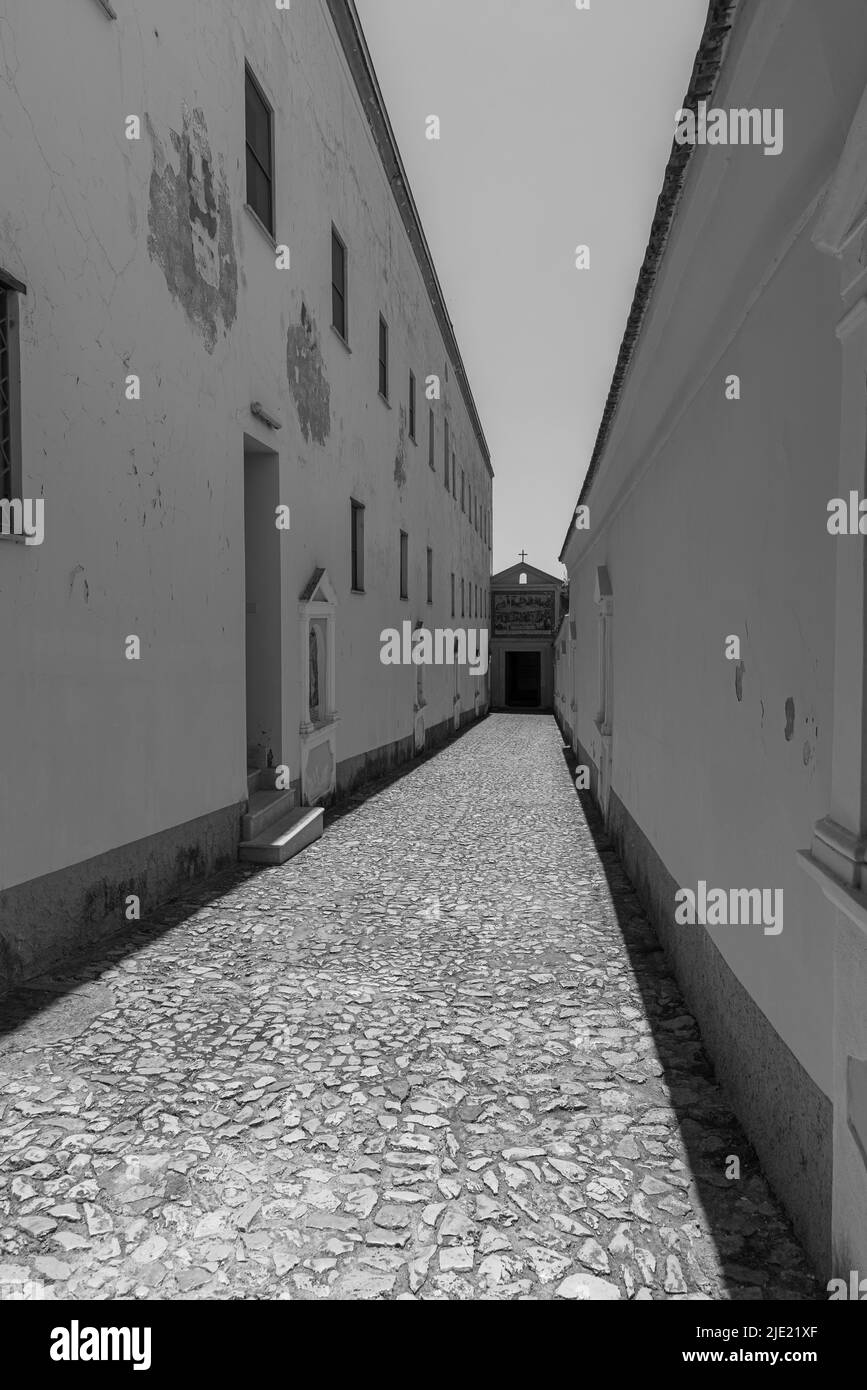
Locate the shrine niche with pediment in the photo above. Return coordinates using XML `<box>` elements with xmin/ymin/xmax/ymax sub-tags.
<box><xmin>492</xmin><ymin>588</ymin><xmax>556</xmax><ymax>636</ymax></box>
<box><xmin>299</xmin><ymin>568</ymin><xmax>339</xmax><ymax>805</ymax></box>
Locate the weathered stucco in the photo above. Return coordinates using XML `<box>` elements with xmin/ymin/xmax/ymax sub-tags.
<box><xmin>394</xmin><ymin>404</ymin><xmax>407</xmax><ymax>486</ymax></box>
<box><xmin>0</xmin><ymin>0</ymin><xmax>492</xmax><ymax>987</ymax></box>
<box><xmin>559</xmin><ymin>0</ymin><xmax>867</xmax><ymax>1273</ymax></box>
<box><xmin>146</xmin><ymin>105</ymin><xmax>237</xmax><ymax>353</ymax></box>
<box><xmin>286</xmin><ymin>302</ymin><xmax>330</xmax><ymax>445</ymax></box>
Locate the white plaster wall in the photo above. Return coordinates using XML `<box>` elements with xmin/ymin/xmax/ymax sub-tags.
<box><xmin>563</xmin><ymin>0</ymin><xmax>867</xmax><ymax>1096</ymax></box>
<box><xmin>0</xmin><ymin>0</ymin><xmax>492</xmax><ymax>891</ymax></box>
<box><xmin>230</xmin><ymin>0</ymin><xmax>493</xmax><ymax>774</ymax></box>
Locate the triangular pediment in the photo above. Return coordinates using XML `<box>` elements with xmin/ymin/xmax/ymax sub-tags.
<box><xmin>299</xmin><ymin>568</ymin><xmax>338</xmax><ymax>606</ymax></box>
<box><xmin>492</xmin><ymin>562</ymin><xmax>562</xmax><ymax>589</ymax></box>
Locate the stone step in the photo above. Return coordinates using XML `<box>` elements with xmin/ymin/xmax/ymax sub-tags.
<box><xmin>238</xmin><ymin>806</ymin><xmax>324</xmax><ymax>866</ymax></box>
<box><xmin>247</xmin><ymin>767</ymin><xmax>286</xmax><ymax>798</ymax></box>
<box><xmin>241</xmin><ymin>788</ymin><xmax>297</xmax><ymax>842</ymax></box>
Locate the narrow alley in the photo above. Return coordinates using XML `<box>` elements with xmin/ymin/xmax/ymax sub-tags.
<box><xmin>0</xmin><ymin>716</ymin><xmax>818</xmax><ymax>1302</ymax></box>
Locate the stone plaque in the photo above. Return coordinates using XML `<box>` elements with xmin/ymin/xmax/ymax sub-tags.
<box><xmin>492</xmin><ymin>589</ymin><xmax>555</xmax><ymax>636</ymax></box>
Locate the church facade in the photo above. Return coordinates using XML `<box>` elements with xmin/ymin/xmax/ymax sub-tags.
<box><xmin>560</xmin><ymin>0</ymin><xmax>867</xmax><ymax>1276</ymax></box>
<box><xmin>490</xmin><ymin>561</ymin><xmax>564</xmax><ymax>712</ymax></box>
<box><xmin>0</xmin><ymin>0</ymin><xmax>492</xmax><ymax>988</ymax></box>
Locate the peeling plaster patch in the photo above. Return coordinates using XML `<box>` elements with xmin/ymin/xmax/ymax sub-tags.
<box><xmin>394</xmin><ymin>405</ymin><xmax>408</xmax><ymax>487</ymax></box>
<box><xmin>287</xmin><ymin>303</ymin><xmax>330</xmax><ymax>445</ymax></box>
<box><xmin>784</xmin><ymin>698</ymin><xmax>795</xmax><ymax>742</ymax></box>
<box><xmin>803</xmin><ymin>741</ymin><xmax>813</xmax><ymax>766</ymax></box>
<box><xmin>146</xmin><ymin>106</ymin><xmax>237</xmax><ymax>354</ymax></box>
<box><xmin>69</xmin><ymin>565</ymin><xmax>90</xmax><ymax>605</ymax></box>
<box><xmin>734</xmin><ymin>660</ymin><xmax>745</xmax><ymax>702</ymax></box>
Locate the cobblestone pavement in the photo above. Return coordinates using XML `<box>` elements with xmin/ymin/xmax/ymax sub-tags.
<box><xmin>0</xmin><ymin>715</ymin><xmax>819</xmax><ymax>1301</ymax></box>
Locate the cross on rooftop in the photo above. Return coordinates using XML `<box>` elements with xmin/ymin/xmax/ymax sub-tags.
<box><xmin>519</xmin><ymin>550</ymin><xmax>528</xmax><ymax>563</ymax></box>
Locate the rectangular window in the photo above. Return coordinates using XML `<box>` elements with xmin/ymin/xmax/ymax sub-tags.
<box><xmin>378</xmin><ymin>315</ymin><xmax>389</xmax><ymax>400</ymax></box>
<box><xmin>400</xmin><ymin>530</ymin><xmax>408</xmax><ymax>600</ymax></box>
<box><xmin>426</xmin><ymin>546</ymin><xmax>433</xmax><ymax>604</ymax></box>
<box><xmin>451</xmin><ymin>572</ymin><xmax>455</xmax><ymax>619</ymax></box>
<box><xmin>461</xmin><ymin>470</ymin><xmax>465</xmax><ymax>512</ymax></box>
<box><xmin>331</xmin><ymin>227</ymin><xmax>347</xmax><ymax>341</ymax></box>
<box><xmin>428</xmin><ymin>408</ymin><xmax>435</xmax><ymax>470</ymax></box>
<box><xmin>0</xmin><ymin>271</ymin><xmax>24</xmax><ymax>506</ymax></box>
<box><xmin>409</xmin><ymin>372</ymin><xmax>416</xmax><ymax>442</ymax></box>
<box><xmin>444</xmin><ymin>419</ymin><xmax>450</xmax><ymax>489</ymax></box>
<box><xmin>245</xmin><ymin>65</ymin><xmax>274</xmax><ymax>235</ymax></box>
<box><xmin>351</xmin><ymin>499</ymin><xmax>365</xmax><ymax>592</ymax></box>
<box><xmin>461</xmin><ymin>578</ymin><xmax>465</xmax><ymax>619</ymax></box>
<box><xmin>452</xmin><ymin>454</ymin><xmax>457</xmax><ymax>499</ymax></box>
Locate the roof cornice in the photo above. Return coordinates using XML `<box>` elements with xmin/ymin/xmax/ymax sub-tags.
<box><xmin>325</xmin><ymin>0</ymin><xmax>493</xmax><ymax>477</ymax></box>
<box><xmin>560</xmin><ymin>0</ymin><xmax>738</xmax><ymax>562</ymax></box>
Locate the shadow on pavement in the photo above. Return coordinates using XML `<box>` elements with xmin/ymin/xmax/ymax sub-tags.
<box><xmin>556</xmin><ymin>733</ymin><xmax>820</xmax><ymax>1301</ymax></box>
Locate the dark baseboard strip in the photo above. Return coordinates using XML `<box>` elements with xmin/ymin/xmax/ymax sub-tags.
<box><xmin>0</xmin><ymin>802</ymin><xmax>241</xmax><ymax>995</ymax></box>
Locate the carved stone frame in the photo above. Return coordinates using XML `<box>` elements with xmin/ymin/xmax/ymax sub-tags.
<box><xmin>299</xmin><ymin>569</ymin><xmax>339</xmax><ymax>805</ymax></box>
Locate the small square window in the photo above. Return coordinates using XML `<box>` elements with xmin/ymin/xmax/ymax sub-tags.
<box><xmin>245</xmin><ymin>65</ymin><xmax>274</xmax><ymax>235</ymax></box>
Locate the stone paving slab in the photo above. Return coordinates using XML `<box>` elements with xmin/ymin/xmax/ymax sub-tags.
<box><xmin>0</xmin><ymin>715</ymin><xmax>819</xmax><ymax>1300</ymax></box>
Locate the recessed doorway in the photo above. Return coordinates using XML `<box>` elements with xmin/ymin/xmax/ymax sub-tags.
<box><xmin>243</xmin><ymin>435</ymin><xmax>282</xmax><ymax>772</ymax></box>
<box><xmin>505</xmin><ymin>650</ymin><xmax>541</xmax><ymax>708</ymax></box>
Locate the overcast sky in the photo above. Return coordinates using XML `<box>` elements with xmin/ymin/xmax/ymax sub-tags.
<box><xmin>354</xmin><ymin>0</ymin><xmax>708</xmax><ymax>577</ymax></box>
